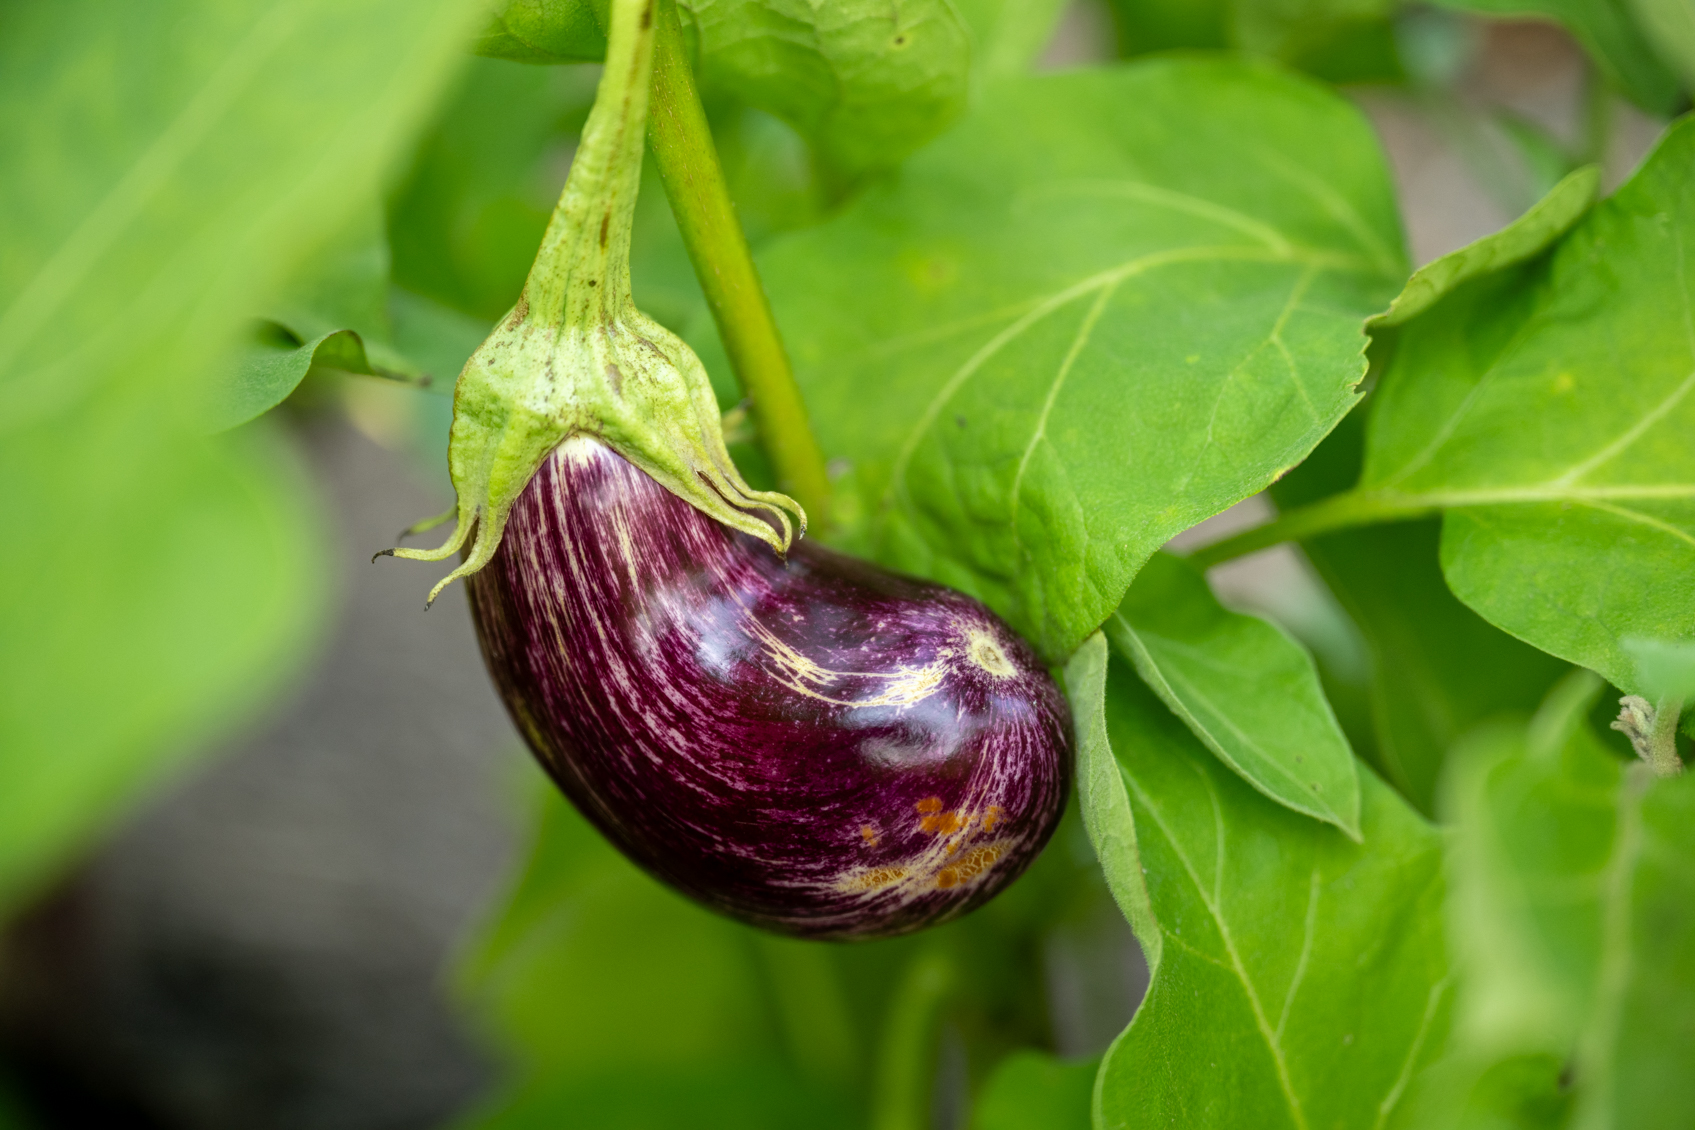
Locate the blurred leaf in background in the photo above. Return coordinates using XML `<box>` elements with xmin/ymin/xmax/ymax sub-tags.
<box><xmin>1103</xmin><ymin>0</ymin><xmax>1408</xmax><ymax>83</ymax></box>
<box><xmin>950</xmin><ymin>0</ymin><xmax>1073</xmax><ymax>86</ymax></box>
<box><xmin>1629</xmin><ymin>0</ymin><xmax>1695</xmax><ymax>86</ymax></box>
<box><xmin>1434</xmin><ymin>0</ymin><xmax>1684</xmax><ymax>113</ymax></box>
<box><xmin>1404</xmin><ymin>671</ymin><xmax>1695</xmax><ymax>1127</ymax></box>
<box><xmin>456</xmin><ymin>765</ymin><xmax>1123</xmax><ymax>1129</ymax></box>
<box><xmin>454</xmin><ymin>781</ymin><xmax>858</xmax><ymax>1130</ymax></box>
<box><xmin>0</xmin><ymin>0</ymin><xmax>482</xmax><ymax>915</ymax></box>
<box><xmin>969</xmin><ymin>1049</ymin><xmax>1096</xmax><ymax>1130</ymax></box>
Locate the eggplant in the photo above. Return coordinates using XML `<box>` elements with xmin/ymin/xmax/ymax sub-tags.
<box><xmin>466</xmin><ymin>436</ymin><xmax>1071</xmax><ymax>938</ymax></box>
<box><xmin>385</xmin><ymin>0</ymin><xmax>1071</xmax><ymax>937</ymax></box>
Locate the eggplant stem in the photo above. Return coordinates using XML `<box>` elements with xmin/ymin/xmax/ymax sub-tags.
<box><xmin>645</xmin><ymin>0</ymin><xmax>833</xmax><ymax>527</ymax></box>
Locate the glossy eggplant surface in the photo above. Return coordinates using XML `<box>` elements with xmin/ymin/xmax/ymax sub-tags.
<box><xmin>467</xmin><ymin>437</ymin><xmax>1071</xmax><ymax>939</ymax></box>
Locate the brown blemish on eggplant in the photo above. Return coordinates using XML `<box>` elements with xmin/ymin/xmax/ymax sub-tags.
<box><xmin>848</xmin><ymin>864</ymin><xmax>908</xmax><ymax>890</ymax></box>
<box><xmin>936</xmin><ymin>844</ymin><xmax>1004</xmax><ymax>890</ymax></box>
<box><xmin>600</xmin><ymin>212</ymin><xmax>611</xmax><ymax>247</ymax></box>
<box><xmin>506</xmin><ymin>294</ymin><xmax>529</xmax><ymax>328</ymax></box>
<box><xmin>606</xmin><ymin>363</ymin><xmax>623</xmax><ymax>393</ymax></box>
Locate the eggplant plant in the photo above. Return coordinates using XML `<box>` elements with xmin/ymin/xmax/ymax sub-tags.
<box><xmin>7</xmin><ymin>0</ymin><xmax>1695</xmax><ymax>1128</ymax></box>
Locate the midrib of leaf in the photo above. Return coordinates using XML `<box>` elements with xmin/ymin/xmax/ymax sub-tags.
<box><xmin>0</xmin><ymin>1</ymin><xmax>308</xmax><ymax>376</ymax></box>
<box><xmin>1572</xmin><ymin>767</ymin><xmax>1651</xmax><ymax>1130</ymax></box>
<box><xmin>1013</xmin><ymin>180</ymin><xmax>1299</xmax><ymax>254</ymax></box>
<box><xmin>1121</xmin><ymin>762</ymin><xmax>1312</xmax><ymax>1130</ymax></box>
<box><xmin>883</xmin><ymin>240</ymin><xmax>1366</xmax><ymax>517</ymax></box>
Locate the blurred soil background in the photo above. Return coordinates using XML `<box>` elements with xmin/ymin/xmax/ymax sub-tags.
<box><xmin>0</xmin><ymin>5</ymin><xmax>1667</xmax><ymax>1128</ymax></box>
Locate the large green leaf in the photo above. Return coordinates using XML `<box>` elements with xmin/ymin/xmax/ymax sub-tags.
<box><xmin>1066</xmin><ymin>632</ymin><xmax>1161</xmax><ymax>956</ymax></box>
<box><xmin>1369</xmin><ymin>164</ymin><xmax>1599</xmax><ymax>331</ymax></box>
<box><xmin>1360</xmin><ymin>116</ymin><xmax>1695</xmax><ymax>697</ymax></box>
<box><xmin>752</xmin><ymin>59</ymin><xmax>1405</xmax><ymax>661</ymax></box>
<box><xmin>1433</xmin><ymin>0</ymin><xmax>1682</xmax><ymax>114</ymax></box>
<box><xmin>0</xmin><ymin>0</ymin><xmax>478</xmax><ymax>912</ymax></box>
<box><xmin>1111</xmin><ymin>552</ymin><xmax>1362</xmax><ymax>836</ymax></box>
<box><xmin>1410</xmin><ymin>673</ymin><xmax>1695</xmax><ymax>1127</ymax></box>
<box><xmin>1091</xmin><ymin>657</ymin><xmax>1450</xmax><ymax>1129</ymax></box>
<box><xmin>472</xmin><ymin>0</ymin><xmax>970</xmax><ymax>177</ymax></box>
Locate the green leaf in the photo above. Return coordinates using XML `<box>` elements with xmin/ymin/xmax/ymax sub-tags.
<box><xmin>1104</xmin><ymin>0</ymin><xmax>1404</xmax><ymax>84</ymax></box>
<box><xmin>209</xmin><ymin>325</ymin><xmax>390</xmax><ymax>432</ymax></box>
<box><xmin>1270</xmin><ymin>413</ymin><xmax>1570</xmax><ymax>816</ymax></box>
<box><xmin>1431</xmin><ymin>0</ymin><xmax>1683</xmax><ymax>114</ymax></box>
<box><xmin>456</xmin><ymin>784</ymin><xmax>856</xmax><ymax>1129</ymax></box>
<box><xmin>471</xmin><ymin>0</ymin><xmax>971</xmax><ymax>177</ymax></box>
<box><xmin>1110</xmin><ymin>552</ymin><xmax>1362</xmax><ymax>836</ymax></box>
<box><xmin>1360</xmin><ymin>117</ymin><xmax>1695</xmax><ymax>697</ymax></box>
<box><xmin>1094</xmin><ymin>663</ymin><xmax>1451</xmax><ymax>1129</ymax></box>
<box><xmin>1066</xmin><ymin>632</ymin><xmax>1161</xmax><ymax>958</ymax></box>
<box><xmin>753</xmin><ymin>59</ymin><xmax>1405</xmax><ymax>660</ymax></box>
<box><xmin>1369</xmin><ymin>164</ymin><xmax>1600</xmax><ymax>330</ymax></box>
<box><xmin>1420</xmin><ymin>672</ymin><xmax>1695</xmax><ymax>1127</ymax></box>
<box><xmin>684</xmin><ymin>0</ymin><xmax>971</xmax><ymax>177</ymax></box>
<box><xmin>475</xmin><ymin>0</ymin><xmax>608</xmax><ymax>63</ymax></box>
<box><xmin>388</xmin><ymin>58</ymin><xmax>602</xmax><ymax>322</ymax></box>
<box><xmin>0</xmin><ymin>0</ymin><xmax>477</xmax><ymax>912</ymax></box>
<box><xmin>970</xmin><ymin>1050</ymin><xmax>1097</xmax><ymax>1130</ymax></box>
<box><xmin>1624</xmin><ymin>636</ymin><xmax>1695</xmax><ymax>699</ymax></box>
<box><xmin>1315</xmin><ymin>519</ymin><xmax>1570</xmax><ymax>815</ymax></box>
<box><xmin>1629</xmin><ymin>0</ymin><xmax>1695</xmax><ymax>87</ymax></box>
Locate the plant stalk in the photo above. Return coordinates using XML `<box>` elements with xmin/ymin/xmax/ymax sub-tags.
<box><xmin>644</xmin><ymin>0</ymin><xmax>833</xmax><ymax>527</ymax></box>
<box><xmin>1186</xmin><ymin>489</ymin><xmax>1438</xmax><ymax>568</ymax></box>
<box><xmin>1649</xmin><ymin>694</ymin><xmax>1685</xmax><ymax>777</ymax></box>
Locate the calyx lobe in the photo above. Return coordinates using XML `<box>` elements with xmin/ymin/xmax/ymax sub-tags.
<box><xmin>386</xmin><ymin>0</ymin><xmax>802</xmax><ymax>604</ymax></box>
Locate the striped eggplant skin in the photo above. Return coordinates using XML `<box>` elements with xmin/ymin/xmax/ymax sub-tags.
<box><xmin>466</xmin><ymin>436</ymin><xmax>1072</xmax><ymax>939</ymax></box>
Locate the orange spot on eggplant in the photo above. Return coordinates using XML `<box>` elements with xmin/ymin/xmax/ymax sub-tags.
<box><xmin>852</xmin><ymin>865</ymin><xmax>907</xmax><ymax>890</ymax></box>
<box><xmin>860</xmin><ymin>824</ymin><xmax>879</xmax><ymax>846</ymax></box>
<box><xmin>915</xmin><ymin>797</ymin><xmax>943</xmax><ymax>814</ymax></box>
<box><xmin>935</xmin><ymin>844</ymin><xmax>1004</xmax><ymax>890</ymax></box>
<box><xmin>982</xmin><ymin>805</ymin><xmax>1005</xmax><ymax>832</ymax></box>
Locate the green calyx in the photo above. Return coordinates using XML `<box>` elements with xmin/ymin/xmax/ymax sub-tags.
<box><xmin>383</xmin><ymin>0</ymin><xmax>803</xmax><ymax>606</ymax></box>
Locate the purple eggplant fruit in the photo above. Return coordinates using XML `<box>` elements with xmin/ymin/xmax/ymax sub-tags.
<box><xmin>466</xmin><ymin>437</ymin><xmax>1072</xmax><ymax>938</ymax></box>
<box><xmin>385</xmin><ymin>0</ymin><xmax>1071</xmax><ymax>937</ymax></box>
